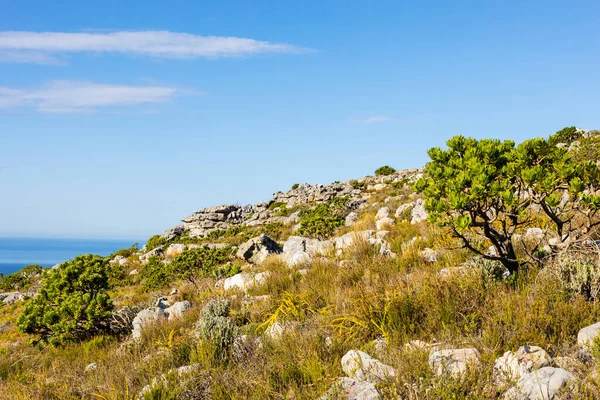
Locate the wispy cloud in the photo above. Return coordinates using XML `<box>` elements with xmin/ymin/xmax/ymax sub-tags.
<box><xmin>0</xmin><ymin>80</ymin><xmax>183</xmax><ymax>113</ymax></box>
<box><xmin>356</xmin><ymin>116</ymin><xmax>396</xmax><ymax>123</ymax></box>
<box><xmin>0</xmin><ymin>31</ymin><xmax>309</xmax><ymax>64</ymax></box>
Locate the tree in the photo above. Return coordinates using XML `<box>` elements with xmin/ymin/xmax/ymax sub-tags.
<box><xmin>375</xmin><ymin>165</ymin><xmax>396</xmax><ymax>176</ymax></box>
<box><xmin>415</xmin><ymin>129</ymin><xmax>600</xmax><ymax>275</ymax></box>
<box><xmin>17</xmin><ymin>254</ymin><xmax>113</xmax><ymax>345</ymax></box>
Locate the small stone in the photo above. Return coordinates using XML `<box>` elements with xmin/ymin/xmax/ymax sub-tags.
<box><xmin>84</xmin><ymin>362</ymin><xmax>98</xmax><ymax>372</ymax></box>
<box><xmin>429</xmin><ymin>348</ymin><xmax>481</xmax><ymax>377</ymax></box>
<box><xmin>421</xmin><ymin>248</ymin><xmax>438</xmax><ymax>263</ymax></box>
<box><xmin>341</xmin><ymin>350</ymin><xmax>396</xmax><ymax>383</ymax></box>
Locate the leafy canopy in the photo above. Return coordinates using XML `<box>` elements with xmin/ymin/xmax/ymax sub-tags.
<box><xmin>17</xmin><ymin>254</ymin><xmax>113</xmax><ymax>346</ymax></box>
<box><xmin>375</xmin><ymin>165</ymin><xmax>396</xmax><ymax>176</ymax></box>
<box><xmin>416</xmin><ymin>129</ymin><xmax>600</xmax><ymax>274</ymax></box>
<box><xmin>297</xmin><ymin>197</ymin><xmax>349</xmax><ymax>239</ymax></box>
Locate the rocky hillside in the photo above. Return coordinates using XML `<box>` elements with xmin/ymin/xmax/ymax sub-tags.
<box><xmin>3</xmin><ymin>128</ymin><xmax>600</xmax><ymax>399</ymax></box>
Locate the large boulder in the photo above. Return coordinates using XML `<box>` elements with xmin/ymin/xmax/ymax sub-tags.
<box><xmin>165</xmin><ymin>243</ymin><xmax>186</xmax><ymax>258</ymax></box>
<box><xmin>429</xmin><ymin>348</ymin><xmax>481</xmax><ymax>377</ymax></box>
<box><xmin>503</xmin><ymin>367</ymin><xmax>574</xmax><ymax>400</ymax></box>
<box><xmin>341</xmin><ymin>350</ymin><xmax>396</xmax><ymax>384</ymax></box>
<box><xmin>577</xmin><ymin>322</ymin><xmax>600</xmax><ymax>352</ymax></box>
<box><xmin>410</xmin><ymin>198</ymin><xmax>428</xmax><ymax>224</ymax></box>
<box><xmin>223</xmin><ymin>272</ymin><xmax>269</xmax><ymax>291</ymax></box>
<box><xmin>321</xmin><ymin>377</ymin><xmax>380</xmax><ymax>400</ymax></box>
<box><xmin>132</xmin><ymin>307</ymin><xmax>168</xmax><ymax>339</ymax></box>
<box><xmin>161</xmin><ymin>225</ymin><xmax>185</xmax><ymax>241</ymax></box>
<box><xmin>236</xmin><ymin>234</ymin><xmax>282</xmax><ymax>264</ymax></box>
<box><xmin>280</xmin><ymin>236</ymin><xmax>333</xmax><ymax>267</ymax></box>
<box><xmin>164</xmin><ymin>301</ymin><xmax>192</xmax><ymax>321</ymax></box>
<box><xmin>494</xmin><ymin>345</ymin><xmax>552</xmax><ymax>383</ymax></box>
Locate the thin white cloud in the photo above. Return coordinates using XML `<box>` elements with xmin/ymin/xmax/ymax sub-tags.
<box><xmin>0</xmin><ymin>50</ymin><xmax>63</xmax><ymax>65</ymax></box>
<box><xmin>0</xmin><ymin>31</ymin><xmax>308</xmax><ymax>63</ymax></box>
<box><xmin>0</xmin><ymin>80</ymin><xmax>182</xmax><ymax>113</ymax></box>
<box><xmin>357</xmin><ymin>116</ymin><xmax>396</xmax><ymax>123</ymax></box>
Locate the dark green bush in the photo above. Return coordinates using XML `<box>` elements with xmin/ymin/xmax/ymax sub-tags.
<box><xmin>111</xmin><ymin>243</ymin><xmax>139</xmax><ymax>258</ymax></box>
<box><xmin>292</xmin><ymin>183</ymin><xmax>299</xmax><ymax>190</ymax></box>
<box><xmin>0</xmin><ymin>264</ymin><xmax>43</xmax><ymax>292</ymax></box>
<box><xmin>145</xmin><ymin>235</ymin><xmax>168</xmax><ymax>251</ymax></box>
<box><xmin>375</xmin><ymin>165</ymin><xmax>396</xmax><ymax>176</ymax></box>
<box><xmin>297</xmin><ymin>197</ymin><xmax>348</xmax><ymax>239</ymax></box>
<box><xmin>16</xmin><ymin>255</ymin><xmax>113</xmax><ymax>346</ymax></box>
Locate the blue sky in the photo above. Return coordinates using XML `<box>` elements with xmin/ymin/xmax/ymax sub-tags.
<box><xmin>1</xmin><ymin>0</ymin><xmax>599</xmax><ymax>240</ymax></box>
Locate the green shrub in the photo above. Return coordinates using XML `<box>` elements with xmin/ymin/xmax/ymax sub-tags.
<box><xmin>111</xmin><ymin>243</ymin><xmax>139</xmax><ymax>258</ymax></box>
<box><xmin>142</xmin><ymin>247</ymin><xmax>235</xmax><ymax>291</ymax></box>
<box><xmin>206</xmin><ymin>226</ymin><xmax>248</xmax><ymax>240</ymax></box>
<box><xmin>292</xmin><ymin>183</ymin><xmax>299</xmax><ymax>190</ymax></box>
<box><xmin>416</xmin><ymin>130</ymin><xmax>600</xmax><ymax>275</ymax></box>
<box><xmin>195</xmin><ymin>299</ymin><xmax>237</xmax><ymax>365</ymax></box>
<box><xmin>297</xmin><ymin>197</ymin><xmax>348</xmax><ymax>239</ymax></box>
<box><xmin>548</xmin><ymin>126</ymin><xmax>581</xmax><ymax>146</ymax></box>
<box><xmin>572</xmin><ymin>130</ymin><xmax>600</xmax><ymax>163</ymax></box>
<box><xmin>0</xmin><ymin>264</ymin><xmax>43</xmax><ymax>292</ymax></box>
<box><xmin>16</xmin><ymin>254</ymin><xmax>113</xmax><ymax>346</ymax></box>
<box><xmin>145</xmin><ymin>235</ymin><xmax>168</xmax><ymax>251</ymax></box>
<box><xmin>350</xmin><ymin>180</ymin><xmax>365</xmax><ymax>190</ymax></box>
<box><xmin>375</xmin><ymin>165</ymin><xmax>396</xmax><ymax>176</ymax></box>
<box><xmin>269</xmin><ymin>201</ymin><xmax>287</xmax><ymax>211</ymax></box>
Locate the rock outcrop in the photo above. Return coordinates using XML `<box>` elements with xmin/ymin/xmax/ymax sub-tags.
<box><xmin>341</xmin><ymin>350</ymin><xmax>396</xmax><ymax>384</ymax></box>
<box><xmin>236</xmin><ymin>234</ymin><xmax>282</xmax><ymax>264</ymax></box>
<box><xmin>503</xmin><ymin>367</ymin><xmax>574</xmax><ymax>400</ymax></box>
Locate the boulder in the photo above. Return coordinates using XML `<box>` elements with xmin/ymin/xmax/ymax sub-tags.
<box><xmin>375</xmin><ymin>207</ymin><xmax>391</xmax><ymax>220</ymax></box>
<box><xmin>410</xmin><ymin>199</ymin><xmax>428</xmax><ymax>224</ymax></box>
<box><xmin>504</xmin><ymin>367</ymin><xmax>574</xmax><ymax>400</ymax></box>
<box><xmin>341</xmin><ymin>350</ymin><xmax>396</xmax><ymax>384</ymax></box>
<box><xmin>335</xmin><ymin>231</ymin><xmax>375</xmax><ymax>250</ymax></box>
<box><xmin>236</xmin><ymin>234</ymin><xmax>282</xmax><ymax>264</ymax></box>
<box><xmin>321</xmin><ymin>377</ymin><xmax>380</xmax><ymax>400</ymax></box>
<box><xmin>164</xmin><ymin>301</ymin><xmax>191</xmax><ymax>321</ymax></box>
<box><xmin>494</xmin><ymin>345</ymin><xmax>552</xmax><ymax>383</ymax></box>
<box><xmin>376</xmin><ymin>217</ymin><xmax>395</xmax><ymax>231</ymax></box>
<box><xmin>223</xmin><ymin>272</ymin><xmax>269</xmax><ymax>291</ymax></box>
<box><xmin>345</xmin><ymin>212</ymin><xmax>359</xmax><ymax>227</ymax></box>
<box><xmin>84</xmin><ymin>362</ymin><xmax>98</xmax><ymax>372</ymax></box>
<box><xmin>395</xmin><ymin>203</ymin><xmax>414</xmax><ymax>218</ymax></box>
<box><xmin>161</xmin><ymin>225</ymin><xmax>185</xmax><ymax>241</ymax></box>
<box><xmin>577</xmin><ymin>322</ymin><xmax>600</xmax><ymax>352</ymax></box>
<box><xmin>280</xmin><ymin>236</ymin><xmax>333</xmax><ymax>266</ymax></box>
<box><xmin>165</xmin><ymin>243</ymin><xmax>186</xmax><ymax>258</ymax></box>
<box><xmin>140</xmin><ymin>247</ymin><xmax>164</xmax><ymax>262</ymax></box>
<box><xmin>429</xmin><ymin>348</ymin><xmax>481</xmax><ymax>377</ymax></box>
<box><xmin>132</xmin><ymin>307</ymin><xmax>168</xmax><ymax>340</ymax></box>
<box><xmin>0</xmin><ymin>292</ymin><xmax>24</xmax><ymax>305</ymax></box>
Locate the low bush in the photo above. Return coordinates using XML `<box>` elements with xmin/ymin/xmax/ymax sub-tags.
<box><xmin>195</xmin><ymin>299</ymin><xmax>237</xmax><ymax>365</ymax></box>
<box><xmin>552</xmin><ymin>250</ymin><xmax>600</xmax><ymax>301</ymax></box>
<box><xmin>375</xmin><ymin>165</ymin><xmax>396</xmax><ymax>176</ymax></box>
<box><xmin>297</xmin><ymin>197</ymin><xmax>348</xmax><ymax>239</ymax></box>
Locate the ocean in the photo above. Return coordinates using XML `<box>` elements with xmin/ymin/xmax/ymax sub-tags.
<box><xmin>0</xmin><ymin>237</ymin><xmax>140</xmax><ymax>276</ymax></box>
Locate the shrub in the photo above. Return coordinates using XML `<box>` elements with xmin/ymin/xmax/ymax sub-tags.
<box><xmin>552</xmin><ymin>251</ymin><xmax>600</xmax><ymax>301</ymax></box>
<box><xmin>350</xmin><ymin>180</ymin><xmax>365</xmax><ymax>190</ymax></box>
<box><xmin>141</xmin><ymin>247</ymin><xmax>235</xmax><ymax>291</ymax></box>
<box><xmin>291</xmin><ymin>183</ymin><xmax>299</xmax><ymax>190</ymax></box>
<box><xmin>0</xmin><ymin>264</ymin><xmax>43</xmax><ymax>292</ymax></box>
<box><xmin>16</xmin><ymin>254</ymin><xmax>113</xmax><ymax>346</ymax></box>
<box><xmin>269</xmin><ymin>201</ymin><xmax>287</xmax><ymax>211</ymax></box>
<box><xmin>111</xmin><ymin>243</ymin><xmax>139</xmax><ymax>258</ymax></box>
<box><xmin>297</xmin><ymin>197</ymin><xmax>348</xmax><ymax>239</ymax></box>
<box><xmin>416</xmin><ymin>129</ymin><xmax>600</xmax><ymax>275</ymax></box>
<box><xmin>195</xmin><ymin>299</ymin><xmax>237</xmax><ymax>365</ymax></box>
<box><xmin>145</xmin><ymin>235</ymin><xmax>168</xmax><ymax>251</ymax></box>
<box><xmin>548</xmin><ymin>126</ymin><xmax>581</xmax><ymax>146</ymax></box>
<box><xmin>572</xmin><ymin>131</ymin><xmax>600</xmax><ymax>163</ymax></box>
<box><xmin>375</xmin><ymin>165</ymin><xmax>396</xmax><ymax>176</ymax></box>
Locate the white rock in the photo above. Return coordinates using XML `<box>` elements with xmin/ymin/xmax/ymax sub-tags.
<box><xmin>429</xmin><ymin>348</ymin><xmax>481</xmax><ymax>377</ymax></box>
<box><xmin>223</xmin><ymin>272</ymin><xmax>269</xmax><ymax>291</ymax></box>
<box><xmin>0</xmin><ymin>292</ymin><xmax>24</xmax><ymax>305</ymax></box>
<box><xmin>321</xmin><ymin>377</ymin><xmax>380</xmax><ymax>400</ymax></box>
<box><xmin>578</xmin><ymin>322</ymin><xmax>600</xmax><ymax>352</ymax></box>
<box><xmin>410</xmin><ymin>199</ymin><xmax>428</xmax><ymax>224</ymax></box>
<box><xmin>341</xmin><ymin>350</ymin><xmax>396</xmax><ymax>383</ymax></box>
<box><xmin>132</xmin><ymin>308</ymin><xmax>168</xmax><ymax>340</ymax></box>
<box><xmin>84</xmin><ymin>362</ymin><xmax>98</xmax><ymax>372</ymax></box>
<box><xmin>164</xmin><ymin>301</ymin><xmax>191</xmax><ymax>321</ymax></box>
<box><xmin>421</xmin><ymin>248</ymin><xmax>438</xmax><ymax>263</ymax></box>
<box><xmin>375</xmin><ymin>217</ymin><xmax>395</xmax><ymax>231</ymax></box>
<box><xmin>266</xmin><ymin>321</ymin><xmax>286</xmax><ymax>340</ymax></box>
<box><xmin>494</xmin><ymin>345</ymin><xmax>552</xmax><ymax>383</ymax></box>
<box><xmin>345</xmin><ymin>212</ymin><xmax>359</xmax><ymax>227</ymax></box>
<box><xmin>395</xmin><ymin>202</ymin><xmax>414</xmax><ymax>218</ymax></box>
<box><xmin>504</xmin><ymin>367</ymin><xmax>574</xmax><ymax>400</ymax></box>
<box><xmin>334</xmin><ymin>231</ymin><xmax>375</xmax><ymax>249</ymax></box>
<box><xmin>129</xmin><ymin>269</ymin><xmax>139</xmax><ymax>275</ymax></box>
<box><xmin>165</xmin><ymin>243</ymin><xmax>186</xmax><ymax>258</ymax></box>
<box><xmin>375</xmin><ymin>207</ymin><xmax>391</xmax><ymax>221</ymax></box>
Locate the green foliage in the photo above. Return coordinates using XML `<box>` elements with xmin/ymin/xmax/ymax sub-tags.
<box><xmin>206</xmin><ymin>225</ymin><xmax>249</xmax><ymax>240</ymax></box>
<box><xmin>141</xmin><ymin>247</ymin><xmax>235</xmax><ymax>291</ymax></box>
<box><xmin>145</xmin><ymin>235</ymin><xmax>168</xmax><ymax>252</ymax></box>
<box><xmin>416</xmin><ymin>130</ymin><xmax>600</xmax><ymax>274</ymax></box>
<box><xmin>572</xmin><ymin>131</ymin><xmax>600</xmax><ymax>163</ymax></box>
<box><xmin>548</xmin><ymin>126</ymin><xmax>581</xmax><ymax>146</ymax></box>
<box><xmin>297</xmin><ymin>197</ymin><xmax>348</xmax><ymax>239</ymax></box>
<box><xmin>375</xmin><ymin>165</ymin><xmax>396</xmax><ymax>176</ymax></box>
<box><xmin>350</xmin><ymin>180</ymin><xmax>365</xmax><ymax>190</ymax></box>
<box><xmin>195</xmin><ymin>299</ymin><xmax>237</xmax><ymax>365</ymax></box>
<box><xmin>269</xmin><ymin>201</ymin><xmax>287</xmax><ymax>211</ymax></box>
<box><xmin>16</xmin><ymin>254</ymin><xmax>113</xmax><ymax>346</ymax></box>
<box><xmin>111</xmin><ymin>243</ymin><xmax>139</xmax><ymax>258</ymax></box>
<box><xmin>291</xmin><ymin>183</ymin><xmax>299</xmax><ymax>190</ymax></box>
<box><xmin>0</xmin><ymin>264</ymin><xmax>42</xmax><ymax>292</ymax></box>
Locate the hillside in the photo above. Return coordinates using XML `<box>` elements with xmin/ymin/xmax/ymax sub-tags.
<box><xmin>3</xmin><ymin>127</ymin><xmax>600</xmax><ymax>399</ymax></box>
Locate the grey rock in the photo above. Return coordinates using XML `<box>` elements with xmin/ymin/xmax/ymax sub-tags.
<box><xmin>341</xmin><ymin>350</ymin><xmax>396</xmax><ymax>383</ymax></box>
<box><xmin>236</xmin><ymin>234</ymin><xmax>282</xmax><ymax>264</ymax></box>
<box><xmin>321</xmin><ymin>377</ymin><xmax>380</xmax><ymax>400</ymax></box>
<box><xmin>578</xmin><ymin>322</ymin><xmax>600</xmax><ymax>352</ymax></box>
<box><xmin>84</xmin><ymin>363</ymin><xmax>98</xmax><ymax>372</ymax></box>
<box><xmin>0</xmin><ymin>292</ymin><xmax>24</xmax><ymax>305</ymax></box>
<box><xmin>410</xmin><ymin>198</ymin><xmax>428</xmax><ymax>224</ymax></box>
<box><xmin>421</xmin><ymin>248</ymin><xmax>438</xmax><ymax>263</ymax></box>
<box><xmin>161</xmin><ymin>225</ymin><xmax>185</xmax><ymax>241</ymax></box>
<box><xmin>429</xmin><ymin>348</ymin><xmax>481</xmax><ymax>377</ymax></box>
<box><xmin>223</xmin><ymin>272</ymin><xmax>269</xmax><ymax>291</ymax></box>
<box><xmin>132</xmin><ymin>307</ymin><xmax>168</xmax><ymax>340</ymax></box>
<box><xmin>164</xmin><ymin>301</ymin><xmax>191</xmax><ymax>321</ymax></box>
<box><xmin>504</xmin><ymin>367</ymin><xmax>574</xmax><ymax>400</ymax></box>
<box><xmin>345</xmin><ymin>212</ymin><xmax>359</xmax><ymax>226</ymax></box>
<box><xmin>494</xmin><ymin>345</ymin><xmax>552</xmax><ymax>383</ymax></box>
